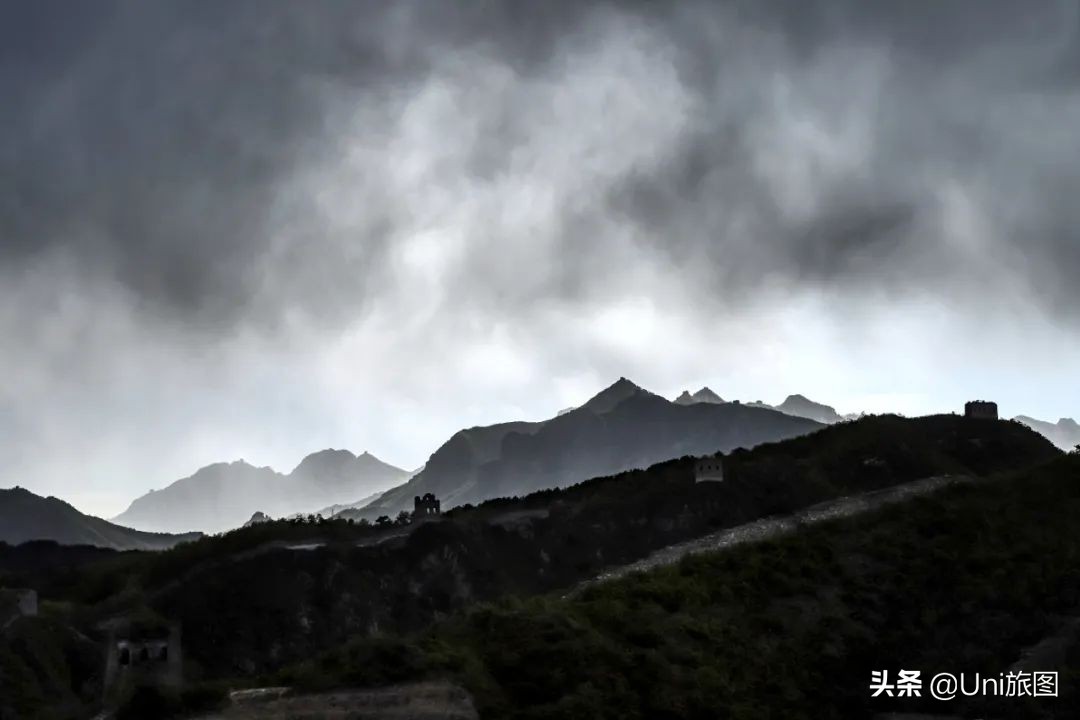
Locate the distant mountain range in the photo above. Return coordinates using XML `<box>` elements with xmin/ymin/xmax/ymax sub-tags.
<box><xmin>0</xmin><ymin>487</ymin><xmax>200</xmax><ymax>550</ymax></box>
<box><xmin>112</xmin><ymin>449</ymin><xmax>409</xmax><ymax>534</ymax></box>
<box><xmin>772</xmin><ymin>394</ymin><xmax>846</xmax><ymax>424</ymax></box>
<box><xmin>675</xmin><ymin>387</ymin><xmax>724</xmax><ymax>405</ymax></box>
<box><xmin>673</xmin><ymin>386</ymin><xmax>846</xmax><ymax>425</ymax></box>
<box><xmin>1014</xmin><ymin>416</ymin><xmax>1080</xmax><ymax>451</ymax></box>
<box><xmin>21</xmin><ymin>374</ymin><xmax>1074</xmax><ymax>542</ymax></box>
<box><xmin>312</xmin><ymin>490</ymin><xmax>386</xmax><ymax>519</ymax></box>
<box><xmin>354</xmin><ymin>378</ymin><xmax>823</xmax><ymax>520</ymax></box>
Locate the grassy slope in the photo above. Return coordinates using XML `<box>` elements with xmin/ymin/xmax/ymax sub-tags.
<box><xmin>292</xmin><ymin>452</ymin><xmax>1080</xmax><ymax>720</ymax></box>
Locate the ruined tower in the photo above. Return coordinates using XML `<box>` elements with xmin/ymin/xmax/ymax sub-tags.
<box><xmin>964</xmin><ymin>401</ymin><xmax>999</xmax><ymax>420</ymax></box>
<box><xmin>413</xmin><ymin>493</ymin><xmax>441</xmax><ymax>517</ymax></box>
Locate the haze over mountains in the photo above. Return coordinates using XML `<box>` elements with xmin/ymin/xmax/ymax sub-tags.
<box><xmin>1014</xmin><ymin>416</ymin><xmax>1080</xmax><ymax>451</ymax></box>
<box><xmin>354</xmin><ymin>378</ymin><xmax>823</xmax><ymax>520</ymax></box>
<box><xmin>112</xmin><ymin>450</ymin><xmax>409</xmax><ymax>534</ymax></box>
<box><xmin>674</xmin><ymin>386</ymin><xmax>846</xmax><ymax>425</ymax></box>
<box><xmin>771</xmin><ymin>394</ymin><xmax>846</xmax><ymax>425</ymax></box>
<box><xmin>0</xmin><ymin>487</ymin><xmax>199</xmax><ymax>551</ymax></box>
<box><xmin>0</xmin><ymin>377</ymin><xmax>872</xmax><ymax>542</ymax></box>
<box><xmin>10</xmin><ymin>373</ymin><xmax>1074</xmax><ymax>544</ymax></box>
<box><xmin>674</xmin><ymin>388</ymin><xmax>725</xmax><ymax>405</ymax></box>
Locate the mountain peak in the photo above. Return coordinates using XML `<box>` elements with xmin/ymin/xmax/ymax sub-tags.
<box><xmin>290</xmin><ymin>448</ymin><xmax>405</xmax><ymax>480</ymax></box>
<box><xmin>1014</xmin><ymin>415</ymin><xmax>1080</xmax><ymax>451</ymax></box>
<box><xmin>692</xmin><ymin>387</ymin><xmax>724</xmax><ymax>403</ymax></box>
<box><xmin>293</xmin><ymin>448</ymin><xmax>358</xmax><ymax>472</ymax></box>
<box><xmin>581</xmin><ymin>377</ymin><xmax>647</xmax><ymax>415</ymax></box>
<box><xmin>675</xmin><ymin>387</ymin><xmax>724</xmax><ymax>405</ymax></box>
<box><xmin>775</xmin><ymin>395</ymin><xmax>842</xmax><ymax>424</ymax></box>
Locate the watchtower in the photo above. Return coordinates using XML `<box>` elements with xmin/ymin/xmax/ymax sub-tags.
<box><xmin>413</xmin><ymin>493</ymin><xmax>441</xmax><ymax>517</ymax></box>
<box><xmin>101</xmin><ymin>617</ymin><xmax>182</xmax><ymax>706</ymax></box>
<box><xmin>964</xmin><ymin>401</ymin><xmax>998</xmax><ymax>420</ymax></box>
<box><xmin>694</xmin><ymin>457</ymin><xmax>725</xmax><ymax>483</ymax></box>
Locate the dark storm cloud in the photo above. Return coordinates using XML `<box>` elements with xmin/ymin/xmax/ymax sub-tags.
<box><xmin>4</xmin><ymin>0</ymin><xmax>1080</xmax><ymax>516</ymax></box>
<box><xmin>2</xmin><ymin>0</ymin><xmax>1080</xmax><ymax>331</ymax></box>
<box><xmin>4</xmin><ymin>2</ymin><xmax>400</xmax><ymax>326</ymax></box>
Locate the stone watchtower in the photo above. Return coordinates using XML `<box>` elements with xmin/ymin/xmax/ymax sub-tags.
<box><xmin>964</xmin><ymin>400</ymin><xmax>999</xmax><ymax>420</ymax></box>
<box><xmin>694</xmin><ymin>457</ymin><xmax>725</xmax><ymax>483</ymax></box>
<box><xmin>413</xmin><ymin>493</ymin><xmax>441</xmax><ymax>518</ymax></box>
<box><xmin>101</xmin><ymin>617</ymin><xmax>182</xmax><ymax>707</ymax></box>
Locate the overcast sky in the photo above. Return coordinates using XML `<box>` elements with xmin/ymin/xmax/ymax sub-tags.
<box><xmin>3</xmin><ymin>0</ymin><xmax>1079</xmax><ymax>517</ymax></box>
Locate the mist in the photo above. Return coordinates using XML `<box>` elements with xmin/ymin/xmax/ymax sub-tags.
<box><xmin>3</xmin><ymin>0</ymin><xmax>1079</xmax><ymax>515</ymax></box>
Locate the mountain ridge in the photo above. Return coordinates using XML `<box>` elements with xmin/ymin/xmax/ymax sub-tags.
<box><xmin>113</xmin><ymin>449</ymin><xmax>409</xmax><ymax>534</ymax></box>
<box><xmin>773</xmin><ymin>393</ymin><xmax>844</xmax><ymax>424</ymax></box>
<box><xmin>0</xmin><ymin>486</ymin><xmax>200</xmax><ymax>550</ymax></box>
<box><xmin>353</xmin><ymin>378</ymin><xmax>823</xmax><ymax>519</ymax></box>
<box><xmin>673</xmin><ymin>388</ymin><xmax>844</xmax><ymax>425</ymax></box>
<box><xmin>675</xmin><ymin>387</ymin><xmax>724</xmax><ymax>405</ymax></box>
<box><xmin>1015</xmin><ymin>415</ymin><xmax>1080</xmax><ymax>451</ymax></box>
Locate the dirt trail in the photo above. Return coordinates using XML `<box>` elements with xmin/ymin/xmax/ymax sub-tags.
<box><xmin>569</xmin><ymin>474</ymin><xmax>972</xmax><ymax>597</ymax></box>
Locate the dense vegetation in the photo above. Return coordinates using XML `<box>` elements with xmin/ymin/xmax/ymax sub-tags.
<box><xmin>143</xmin><ymin>415</ymin><xmax>1058</xmax><ymax>678</ymax></box>
<box><xmin>0</xmin><ymin>616</ymin><xmax>100</xmax><ymax>720</ymax></box>
<box><xmin>287</xmin><ymin>453</ymin><xmax>1080</xmax><ymax>719</ymax></box>
<box><xmin>0</xmin><ymin>415</ymin><xmax>1063</xmax><ymax>717</ymax></box>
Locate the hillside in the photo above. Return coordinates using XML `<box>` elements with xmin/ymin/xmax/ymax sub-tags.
<box><xmin>0</xmin><ymin>487</ymin><xmax>199</xmax><ymax>551</ymax></box>
<box><xmin>0</xmin><ymin>413</ymin><xmax>1064</xmax><ymax>718</ymax></box>
<box><xmin>45</xmin><ymin>413</ymin><xmax>1052</xmax><ymax>680</ymax></box>
<box><xmin>358</xmin><ymin>378</ymin><xmax>822</xmax><ymax>519</ymax></box>
<box><xmin>291</xmin><ymin>447</ymin><xmax>1080</xmax><ymax>719</ymax></box>
<box><xmin>113</xmin><ymin>450</ymin><xmax>409</xmax><ymax>534</ymax></box>
<box><xmin>0</xmin><ymin>615</ymin><xmax>102</xmax><ymax>720</ymax></box>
